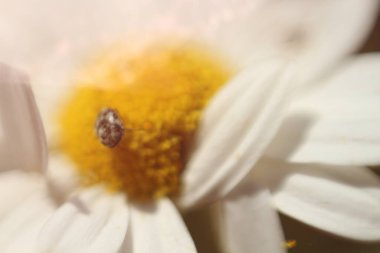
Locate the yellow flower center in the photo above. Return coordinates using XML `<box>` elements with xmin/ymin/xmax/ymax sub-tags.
<box><xmin>57</xmin><ymin>41</ymin><xmax>231</xmax><ymax>201</ymax></box>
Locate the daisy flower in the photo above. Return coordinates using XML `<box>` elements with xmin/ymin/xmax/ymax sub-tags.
<box><xmin>0</xmin><ymin>1</ymin><xmax>379</xmax><ymax>253</ymax></box>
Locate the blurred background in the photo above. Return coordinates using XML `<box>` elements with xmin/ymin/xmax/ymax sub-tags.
<box><xmin>184</xmin><ymin>10</ymin><xmax>380</xmax><ymax>253</ymax></box>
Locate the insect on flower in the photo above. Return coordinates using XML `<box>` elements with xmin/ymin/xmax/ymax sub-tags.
<box><xmin>95</xmin><ymin>108</ymin><xmax>125</xmax><ymax>148</ymax></box>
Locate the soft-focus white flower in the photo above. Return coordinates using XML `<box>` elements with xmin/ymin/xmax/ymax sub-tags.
<box><xmin>0</xmin><ymin>1</ymin><xmax>379</xmax><ymax>253</ymax></box>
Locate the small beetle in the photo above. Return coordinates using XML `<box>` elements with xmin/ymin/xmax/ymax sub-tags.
<box><xmin>95</xmin><ymin>108</ymin><xmax>125</xmax><ymax>148</ymax></box>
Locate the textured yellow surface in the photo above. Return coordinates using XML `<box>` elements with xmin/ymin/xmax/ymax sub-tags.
<box><xmin>57</xmin><ymin>41</ymin><xmax>230</xmax><ymax>201</ymax></box>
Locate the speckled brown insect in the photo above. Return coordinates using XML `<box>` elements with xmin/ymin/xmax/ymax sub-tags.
<box><xmin>95</xmin><ymin>108</ymin><xmax>125</xmax><ymax>148</ymax></box>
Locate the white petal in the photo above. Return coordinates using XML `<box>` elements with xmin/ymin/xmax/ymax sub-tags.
<box><xmin>218</xmin><ymin>183</ymin><xmax>286</xmax><ymax>253</ymax></box>
<box><xmin>207</xmin><ymin>0</ymin><xmax>379</xmax><ymax>84</ymax></box>
<box><xmin>180</xmin><ymin>58</ymin><xmax>295</xmax><ymax>208</ymax></box>
<box><xmin>46</xmin><ymin>154</ymin><xmax>80</xmax><ymax>202</ymax></box>
<box><xmin>1</xmin><ymin>1</ymin><xmax>377</xmax><ymax>140</ymax></box>
<box><xmin>1</xmin><ymin>0</ymin><xmax>377</xmax><ymax>85</ymax></box>
<box><xmin>38</xmin><ymin>187</ymin><xmax>128</xmax><ymax>253</ymax></box>
<box><xmin>266</xmin><ymin>53</ymin><xmax>380</xmax><ymax>166</ymax></box>
<box><xmin>0</xmin><ymin>170</ymin><xmax>42</xmax><ymax>216</ymax></box>
<box><xmin>252</xmin><ymin>158</ymin><xmax>380</xmax><ymax>241</ymax></box>
<box><xmin>122</xmin><ymin>198</ymin><xmax>196</xmax><ymax>253</ymax></box>
<box><xmin>0</xmin><ymin>171</ymin><xmax>56</xmax><ymax>253</ymax></box>
<box><xmin>0</xmin><ymin>63</ymin><xmax>47</xmax><ymax>172</ymax></box>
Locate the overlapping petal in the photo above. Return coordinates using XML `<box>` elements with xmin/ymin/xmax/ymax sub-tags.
<box><xmin>218</xmin><ymin>183</ymin><xmax>286</xmax><ymax>253</ymax></box>
<box><xmin>210</xmin><ymin>0</ymin><xmax>379</xmax><ymax>84</ymax></box>
<box><xmin>121</xmin><ymin>198</ymin><xmax>197</xmax><ymax>253</ymax></box>
<box><xmin>180</xmin><ymin>59</ymin><xmax>295</xmax><ymax>208</ymax></box>
<box><xmin>0</xmin><ymin>0</ymin><xmax>377</xmax><ymax>80</ymax></box>
<box><xmin>38</xmin><ymin>187</ymin><xmax>128</xmax><ymax>253</ymax></box>
<box><xmin>252</xmin><ymin>158</ymin><xmax>380</xmax><ymax>241</ymax></box>
<box><xmin>266</xmin><ymin>53</ymin><xmax>380</xmax><ymax>166</ymax></box>
<box><xmin>1</xmin><ymin>1</ymin><xmax>377</xmax><ymax>142</ymax></box>
<box><xmin>46</xmin><ymin>154</ymin><xmax>80</xmax><ymax>202</ymax></box>
<box><xmin>0</xmin><ymin>64</ymin><xmax>47</xmax><ymax>172</ymax></box>
<box><xmin>0</xmin><ymin>170</ymin><xmax>55</xmax><ymax>253</ymax></box>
